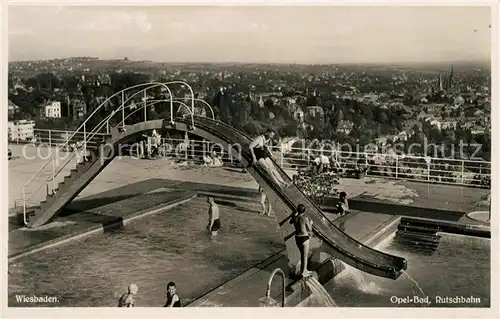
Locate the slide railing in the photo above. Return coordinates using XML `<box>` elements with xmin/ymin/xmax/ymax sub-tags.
<box><xmin>15</xmin><ymin>81</ymin><xmax>197</xmax><ymax>222</ymax></box>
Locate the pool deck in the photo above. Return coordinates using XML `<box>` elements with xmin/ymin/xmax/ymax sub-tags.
<box><xmin>8</xmin><ymin>144</ymin><xmax>489</xmax><ymax>213</ymax></box>
<box><xmin>9</xmin><ymin>176</ymin><xmax>488</xmax><ymax>261</ymax></box>
<box><xmin>8</xmin><ymin>188</ymin><xmax>196</xmax><ymax>260</ymax></box>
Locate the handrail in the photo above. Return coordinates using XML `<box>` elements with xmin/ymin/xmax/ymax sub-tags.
<box><xmin>22</xmin><ymin>91</ymin><xmax>198</xmax><ymax>224</ymax></box>
<box><xmin>171</xmin><ymin>97</ymin><xmax>215</xmax><ymax>120</ymax></box>
<box><xmin>118</xmin><ymin>98</ymin><xmax>212</xmax><ymax>127</ymax></box>
<box><xmin>27</xmin><ymin>90</ymin><xmax>200</xmax><ymax>206</ymax></box>
<box><xmin>21</xmin><ymin>81</ymin><xmax>196</xmax><ymax>222</ymax></box>
<box><xmin>23</xmin><ymin>83</ymin><xmax>167</xmax><ymax>203</ymax></box>
<box><xmin>164</xmin><ymin>81</ymin><xmax>195</xmax><ymax>124</ymax></box>
<box><xmin>21</xmin><ymin>82</ymin><xmax>168</xmax><ymax>191</ymax></box>
<box><xmin>32</xmin><ymin>128</ymin><xmax>110</xmax><ymax>135</ymax></box>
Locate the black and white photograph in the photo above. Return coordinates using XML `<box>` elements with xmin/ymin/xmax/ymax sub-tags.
<box><xmin>2</xmin><ymin>0</ymin><xmax>497</xmax><ymax>314</ymax></box>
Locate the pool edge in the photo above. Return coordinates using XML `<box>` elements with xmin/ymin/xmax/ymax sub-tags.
<box><xmin>8</xmin><ymin>193</ymin><xmax>197</xmax><ymax>263</ymax></box>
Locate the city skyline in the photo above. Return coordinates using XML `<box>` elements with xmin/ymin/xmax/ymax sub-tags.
<box><xmin>8</xmin><ymin>5</ymin><xmax>492</xmax><ymax>64</ymax></box>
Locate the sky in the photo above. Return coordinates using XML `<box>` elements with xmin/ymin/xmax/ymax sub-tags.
<box><xmin>7</xmin><ymin>5</ymin><xmax>492</xmax><ymax>63</ymax></box>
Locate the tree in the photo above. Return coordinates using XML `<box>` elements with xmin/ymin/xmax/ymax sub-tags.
<box><xmin>62</xmin><ymin>75</ymin><xmax>80</xmax><ymax>94</ymax></box>
<box><xmin>232</xmin><ymin>99</ymin><xmax>251</xmax><ymax>130</ymax></box>
<box><xmin>243</xmin><ymin>120</ymin><xmax>263</xmax><ymax>136</ymax></box>
<box><xmin>109</xmin><ymin>72</ymin><xmax>151</xmax><ymax>92</ymax></box>
<box><xmin>293</xmin><ymin>170</ymin><xmax>340</xmax><ymax>205</ymax></box>
<box><xmin>212</xmin><ymin>91</ymin><xmax>231</xmax><ymax>124</ymax></box>
<box><xmin>282</xmin><ymin>121</ymin><xmax>298</xmax><ymax>137</ymax></box>
<box><xmin>337</xmin><ymin>109</ymin><xmax>344</xmax><ymax>123</ymax></box>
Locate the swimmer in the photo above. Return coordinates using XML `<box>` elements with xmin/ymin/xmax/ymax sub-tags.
<box><xmin>290</xmin><ymin>204</ymin><xmax>313</xmax><ymax>277</ymax></box>
<box><xmin>336</xmin><ymin>191</ymin><xmax>349</xmax><ymax>216</ymax></box>
<box><xmin>249</xmin><ymin>129</ymin><xmax>290</xmax><ymax>189</ymax></box>
<box><xmin>258</xmin><ymin>186</ymin><xmax>274</xmax><ymax>217</ymax></box>
<box><xmin>207</xmin><ymin>196</ymin><xmax>221</xmax><ymax>236</ymax></box>
<box><xmin>163</xmin><ymin>281</ymin><xmax>181</xmax><ymax>307</ymax></box>
<box><xmin>118</xmin><ymin>283</ymin><xmax>138</xmax><ymax>307</ymax></box>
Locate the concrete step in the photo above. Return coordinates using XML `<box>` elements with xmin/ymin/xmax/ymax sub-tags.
<box><xmin>396</xmin><ymin>230</ymin><xmax>441</xmax><ymax>243</ymax></box>
<box><xmin>64</xmin><ymin>175</ymin><xmax>74</xmax><ymax>183</ymax></box>
<box><xmin>58</xmin><ymin>181</ymin><xmax>66</xmax><ymax>191</ymax></box>
<box><xmin>76</xmin><ymin>162</ymin><xmax>87</xmax><ymax>169</ymax></box>
<box><xmin>25</xmin><ymin>206</ymin><xmax>42</xmax><ymax>225</ymax></box>
<box><xmin>46</xmin><ymin>194</ymin><xmax>56</xmax><ymax>205</ymax></box>
<box><xmin>397</xmin><ymin>224</ymin><xmax>439</xmax><ymax>234</ymax></box>
<box><xmin>395</xmin><ymin>236</ymin><xmax>440</xmax><ymax>249</ymax></box>
<box><xmin>400</xmin><ymin>220</ymin><xmax>441</xmax><ymax>230</ymax></box>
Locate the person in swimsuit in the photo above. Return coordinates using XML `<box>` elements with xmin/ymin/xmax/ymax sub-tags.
<box><xmin>207</xmin><ymin>196</ymin><xmax>221</xmax><ymax>236</ymax></box>
<box><xmin>336</xmin><ymin>191</ymin><xmax>349</xmax><ymax>216</ymax></box>
<box><xmin>118</xmin><ymin>283</ymin><xmax>138</xmax><ymax>307</ymax></box>
<box><xmin>258</xmin><ymin>186</ymin><xmax>273</xmax><ymax>217</ymax></box>
<box><xmin>163</xmin><ymin>281</ymin><xmax>181</xmax><ymax>307</ymax></box>
<box><xmin>249</xmin><ymin>129</ymin><xmax>289</xmax><ymax>189</ymax></box>
<box><xmin>289</xmin><ymin>204</ymin><xmax>313</xmax><ymax>277</ymax></box>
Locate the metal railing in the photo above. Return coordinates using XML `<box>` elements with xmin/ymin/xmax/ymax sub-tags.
<box><xmin>22</xmin><ymin>133</ymin><xmax>491</xmax><ymax>189</ymax></box>
<box><xmin>14</xmin><ymin>80</ymin><xmax>491</xmax><ymax>225</ymax></box>
<box><xmin>15</xmin><ymin>81</ymin><xmax>197</xmax><ymax>225</ymax></box>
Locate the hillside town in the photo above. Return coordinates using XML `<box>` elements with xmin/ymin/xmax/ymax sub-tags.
<box><xmin>8</xmin><ymin>57</ymin><xmax>491</xmax><ymax>163</ymax></box>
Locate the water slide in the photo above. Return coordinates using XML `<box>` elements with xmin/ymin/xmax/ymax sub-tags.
<box><xmin>181</xmin><ymin>116</ymin><xmax>407</xmax><ymax>280</ymax></box>
<box><xmin>25</xmin><ymin>113</ymin><xmax>406</xmax><ymax>278</ymax></box>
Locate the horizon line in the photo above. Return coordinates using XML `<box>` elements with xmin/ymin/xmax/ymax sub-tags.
<box><xmin>8</xmin><ymin>57</ymin><xmax>492</xmax><ymax>66</ymax></box>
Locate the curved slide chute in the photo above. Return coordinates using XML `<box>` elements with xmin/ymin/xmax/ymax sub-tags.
<box><xmin>26</xmin><ymin>116</ymin><xmax>406</xmax><ymax>279</ymax></box>
<box><xmin>175</xmin><ymin>116</ymin><xmax>407</xmax><ymax>280</ymax></box>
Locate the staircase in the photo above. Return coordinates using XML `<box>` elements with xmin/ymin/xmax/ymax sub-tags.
<box><xmin>394</xmin><ymin>220</ymin><xmax>442</xmax><ymax>254</ymax></box>
<box><xmin>23</xmin><ymin>137</ymin><xmax>113</xmax><ymax>227</ymax></box>
<box><xmin>16</xmin><ymin>81</ymin><xmax>204</xmax><ymax>228</ymax></box>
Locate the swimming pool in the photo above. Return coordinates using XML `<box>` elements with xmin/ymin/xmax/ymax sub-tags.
<box><xmin>8</xmin><ymin>197</ymin><xmax>285</xmax><ymax>307</ymax></box>
<box><xmin>325</xmin><ymin>233</ymin><xmax>490</xmax><ymax>307</ymax></box>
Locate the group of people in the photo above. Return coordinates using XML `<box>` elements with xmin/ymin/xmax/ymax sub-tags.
<box><xmin>140</xmin><ymin>129</ymin><xmax>162</xmax><ymax>158</ymax></box>
<box><xmin>118</xmin><ymin>281</ymin><xmax>181</xmax><ymax>307</ymax></box>
<box><xmin>202</xmin><ymin>151</ymin><xmax>223</xmax><ymax>167</ymax></box>
<box><xmin>116</xmin><ymin>197</ymin><xmax>221</xmax><ymax>308</ymax></box>
<box><xmin>248</xmin><ymin>129</ymin><xmax>352</xmax><ymax>277</ymax></box>
<box><xmin>207</xmin><ymin>189</ymin><xmax>348</xmax><ymax>279</ymax></box>
<box><xmin>118</xmin><ymin>128</ymin><xmax>350</xmax><ymax>306</ymax></box>
<box><xmin>205</xmin><ymin>190</ymin><xmax>272</xmax><ymax>238</ymax></box>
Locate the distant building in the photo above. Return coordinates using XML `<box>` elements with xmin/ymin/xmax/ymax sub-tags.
<box><xmin>293</xmin><ymin>108</ymin><xmax>304</xmax><ymax>122</ymax></box>
<box><xmin>285</xmin><ymin>97</ymin><xmax>297</xmax><ymax>106</ymax></box>
<box><xmin>307</xmin><ymin>106</ymin><xmax>324</xmax><ymax>118</ymax></box>
<box><xmin>471</xmin><ymin>127</ymin><xmax>485</xmax><ymax>135</ymax></box>
<box><xmin>8</xmin><ymin>100</ymin><xmax>20</xmax><ymax>117</ymax></box>
<box><xmin>72</xmin><ymin>99</ymin><xmax>87</xmax><ymax>120</ymax></box>
<box><xmin>426</xmin><ymin>118</ymin><xmax>442</xmax><ymax>130</ymax></box>
<box><xmin>45</xmin><ymin>101</ymin><xmax>62</xmax><ymax>118</ymax></box>
<box><xmin>8</xmin><ymin>120</ymin><xmax>35</xmax><ymax>141</ymax></box>
<box><xmin>396</xmin><ymin>131</ymin><xmax>409</xmax><ymax>142</ymax></box>
<box><xmin>337</xmin><ymin>120</ymin><xmax>354</xmax><ymax>135</ymax></box>
<box><xmin>441</xmin><ymin>120</ymin><xmax>458</xmax><ymax>130</ymax></box>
